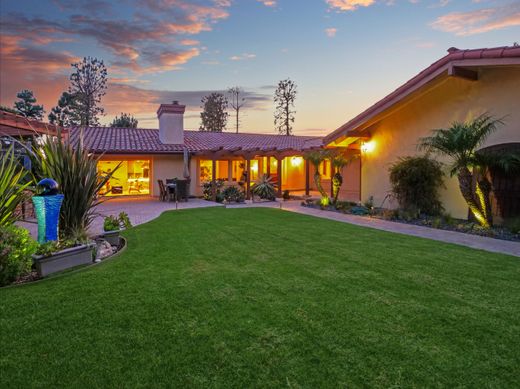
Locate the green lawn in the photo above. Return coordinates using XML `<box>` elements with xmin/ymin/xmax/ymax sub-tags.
<box><xmin>1</xmin><ymin>208</ymin><xmax>519</xmax><ymax>388</ymax></box>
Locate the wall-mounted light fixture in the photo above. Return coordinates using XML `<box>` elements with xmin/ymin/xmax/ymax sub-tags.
<box><xmin>361</xmin><ymin>140</ymin><xmax>376</xmax><ymax>154</ymax></box>
<box><xmin>291</xmin><ymin>156</ymin><xmax>303</xmax><ymax>167</ymax></box>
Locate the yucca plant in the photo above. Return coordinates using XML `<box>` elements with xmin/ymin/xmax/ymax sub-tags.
<box><xmin>419</xmin><ymin>114</ymin><xmax>520</xmax><ymax>227</ymax></box>
<box><xmin>29</xmin><ymin>136</ymin><xmax>119</xmax><ymax>240</ymax></box>
<box><xmin>0</xmin><ymin>146</ymin><xmax>32</xmax><ymax>226</ymax></box>
<box><xmin>251</xmin><ymin>174</ymin><xmax>276</xmax><ymax>200</ymax></box>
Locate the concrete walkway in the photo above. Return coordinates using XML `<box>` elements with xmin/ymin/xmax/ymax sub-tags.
<box><xmin>277</xmin><ymin>202</ymin><xmax>520</xmax><ymax>257</ymax></box>
<box><xmin>19</xmin><ymin>196</ymin><xmax>223</xmax><ymax>238</ymax></box>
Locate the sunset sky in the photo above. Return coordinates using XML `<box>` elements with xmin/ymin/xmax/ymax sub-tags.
<box><xmin>1</xmin><ymin>0</ymin><xmax>519</xmax><ymax>135</ymax></box>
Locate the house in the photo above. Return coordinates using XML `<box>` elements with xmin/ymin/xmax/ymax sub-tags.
<box><xmin>325</xmin><ymin>45</ymin><xmax>520</xmax><ymax>220</ymax></box>
<box><xmin>70</xmin><ymin>102</ymin><xmax>329</xmax><ymax>199</ymax></box>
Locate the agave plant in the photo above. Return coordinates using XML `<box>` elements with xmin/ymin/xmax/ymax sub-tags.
<box><xmin>251</xmin><ymin>174</ymin><xmax>276</xmax><ymax>200</ymax></box>
<box><xmin>419</xmin><ymin>114</ymin><xmax>520</xmax><ymax>227</ymax></box>
<box><xmin>0</xmin><ymin>146</ymin><xmax>32</xmax><ymax>227</ymax></box>
<box><xmin>29</xmin><ymin>136</ymin><xmax>119</xmax><ymax>240</ymax></box>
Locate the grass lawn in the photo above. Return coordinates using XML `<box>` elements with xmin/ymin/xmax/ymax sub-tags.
<box><xmin>1</xmin><ymin>207</ymin><xmax>519</xmax><ymax>387</ymax></box>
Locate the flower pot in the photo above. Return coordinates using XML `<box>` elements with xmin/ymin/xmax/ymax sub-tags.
<box><xmin>32</xmin><ymin>243</ymin><xmax>96</xmax><ymax>277</ymax></box>
<box><xmin>102</xmin><ymin>229</ymin><xmax>121</xmax><ymax>247</ymax></box>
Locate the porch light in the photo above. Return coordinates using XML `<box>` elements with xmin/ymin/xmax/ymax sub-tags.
<box><xmin>291</xmin><ymin>156</ymin><xmax>303</xmax><ymax>167</ymax></box>
<box><xmin>361</xmin><ymin>140</ymin><xmax>375</xmax><ymax>153</ymax></box>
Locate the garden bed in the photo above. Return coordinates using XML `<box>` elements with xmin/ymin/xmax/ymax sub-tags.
<box><xmin>301</xmin><ymin>200</ymin><xmax>520</xmax><ymax>242</ymax></box>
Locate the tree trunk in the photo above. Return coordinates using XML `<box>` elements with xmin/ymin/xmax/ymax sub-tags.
<box><xmin>477</xmin><ymin>177</ymin><xmax>493</xmax><ymax>226</ymax></box>
<box><xmin>457</xmin><ymin>167</ymin><xmax>490</xmax><ymax>228</ymax></box>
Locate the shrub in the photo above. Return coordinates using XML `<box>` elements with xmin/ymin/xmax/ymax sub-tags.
<box><xmin>282</xmin><ymin>190</ymin><xmax>291</xmax><ymax>200</ymax></box>
<box><xmin>389</xmin><ymin>156</ymin><xmax>445</xmax><ymax>216</ymax></box>
<box><xmin>251</xmin><ymin>175</ymin><xmax>276</xmax><ymax>201</ymax></box>
<box><xmin>29</xmin><ymin>137</ymin><xmax>117</xmax><ymax>240</ymax></box>
<box><xmin>222</xmin><ymin>186</ymin><xmax>245</xmax><ymax>203</ymax></box>
<box><xmin>0</xmin><ymin>146</ymin><xmax>32</xmax><ymax>227</ymax></box>
<box><xmin>504</xmin><ymin>217</ymin><xmax>520</xmax><ymax>234</ymax></box>
<box><xmin>103</xmin><ymin>212</ymin><xmax>132</xmax><ymax>231</ymax></box>
<box><xmin>0</xmin><ymin>225</ymin><xmax>38</xmax><ymax>286</ymax></box>
<box><xmin>202</xmin><ymin>179</ymin><xmax>225</xmax><ymax>202</ymax></box>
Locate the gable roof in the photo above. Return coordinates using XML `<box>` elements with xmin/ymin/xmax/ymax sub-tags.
<box><xmin>70</xmin><ymin>126</ymin><xmax>323</xmax><ymax>155</ymax></box>
<box><xmin>324</xmin><ymin>45</ymin><xmax>520</xmax><ymax>145</ymax></box>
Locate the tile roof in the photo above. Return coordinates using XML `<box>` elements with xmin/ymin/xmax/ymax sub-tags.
<box><xmin>1</xmin><ymin>110</ymin><xmax>65</xmax><ymax>137</ymax></box>
<box><xmin>324</xmin><ymin>45</ymin><xmax>520</xmax><ymax>144</ymax></box>
<box><xmin>70</xmin><ymin>126</ymin><xmax>323</xmax><ymax>154</ymax></box>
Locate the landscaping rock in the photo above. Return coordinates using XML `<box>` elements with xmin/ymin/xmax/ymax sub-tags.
<box><xmin>96</xmin><ymin>239</ymin><xmax>116</xmax><ymax>260</ymax></box>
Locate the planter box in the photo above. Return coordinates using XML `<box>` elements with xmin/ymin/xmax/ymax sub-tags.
<box><xmin>33</xmin><ymin>243</ymin><xmax>96</xmax><ymax>277</ymax></box>
<box><xmin>102</xmin><ymin>229</ymin><xmax>121</xmax><ymax>247</ymax></box>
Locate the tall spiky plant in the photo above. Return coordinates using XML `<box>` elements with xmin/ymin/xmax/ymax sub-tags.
<box><xmin>419</xmin><ymin>114</ymin><xmax>519</xmax><ymax>227</ymax></box>
<box><xmin>304</xmin><ymin>150</ymin><xmax>329</xmax><ymax>205</ymax></box>
<box><xmin>29</xmin><ymin>137</ymin><xmax>119</xmax><ymax>240</ymax></box>
<box><xmin>0</xmin><ymin>146</ymin><xmax>31</xmax><ymax>226</ymax></box>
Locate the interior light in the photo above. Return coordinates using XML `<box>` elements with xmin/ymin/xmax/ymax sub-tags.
<box><xmin>291</xmin><ymin>156</ymin><xmax>303</xmax><ymax>167</ymax></box>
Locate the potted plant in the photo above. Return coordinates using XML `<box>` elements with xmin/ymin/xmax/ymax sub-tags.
<box><xmin>32</xmin><ymin>239</ymin><xmax>96</xmax><ymax>277</ymax></box>
<box><xmin>102</xmin><ymin>212</ymin><xmax>132</xmax><ymax>246</ymax></box>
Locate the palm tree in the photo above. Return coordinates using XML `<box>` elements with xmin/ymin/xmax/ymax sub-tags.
<box><xmin>304</xmin><ymin>150</ymin><xmax>329</xmax><ymax>205</ymax></box>
<box><xmin>330</xmin><ymin>151</ymin><xmax>358</xmax><ymax>205</ymax></box>
<box><xmin>419</xmin><ymin>114</ymin><xmax>519</xmax><ymax>228</ymax></box>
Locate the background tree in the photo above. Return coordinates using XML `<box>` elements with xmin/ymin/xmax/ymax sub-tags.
<box><xmin>13</xmin><ymin>90</ymin><xmax>44</xmax><ymax>120</ymax></box>
<box><xmin>110</xmin><ymin>113</ymin><xmax>138</xmax><ymax>128</ymax></box>
<box><xmin>48</xmin><ymin>91</ymin><xmax>81</xmax><ymax>128</ymax></box>
<box><xmin>227</xmin><ymin>87</ymin><xmax>245</xmax><ymax>133</ymax></box>
<box><xmin>274</xmin><ymin>78</ymin><xmax>297</xmax><ymax>135</ymax></box>
<box><xmin>69</xmin><ymin>57</ymin><xmax>108</xmax><ymax>126</ymax></box>
<box><xmin>200</xmin><ymin>92</ymin><xmax>228</xmax><ymax>132</ymax></box>
<box><xmin>420</xmin><ymin>114</ymin><xmax>520</xmax><ymax>227</ymax></box>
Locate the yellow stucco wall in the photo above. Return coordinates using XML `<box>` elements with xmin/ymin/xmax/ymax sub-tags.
<box><xmin>360</xmin><ymin>67</ymin><xmax>520</xmax><ymax>218</ymax></box>
<box><xmin>152</xmin><ymin>155</ymin><xmax>186</xmax><ymax>196</ymax></box>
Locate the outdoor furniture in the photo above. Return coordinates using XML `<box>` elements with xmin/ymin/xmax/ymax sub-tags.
<box><xmin>157</xmin><ymin>179</ymin><xmax>168</xmax><ymax>201</ymax></box>
<box><xmin>175</xmin><ymin>179</ymin><xmax>189</xmax><ymax>202</ymax></box>
<box><xmin>165</xmin><ymin>179</ymin><xmax>177</xmax><ymax>202</ymax></box>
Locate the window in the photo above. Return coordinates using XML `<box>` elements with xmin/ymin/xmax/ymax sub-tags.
<box><xmin>98</xmin><ymin>160</ymin><xmax>150</xmax><ymax>196</ymax></box>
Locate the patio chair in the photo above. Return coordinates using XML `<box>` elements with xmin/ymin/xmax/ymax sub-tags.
<box><xmin>157</xmin><ymin>179</ymin><xmax>168</xmax><ymax>201</ymax></box>
<box><xmin>175</xmin><ymin>179</ymin><xmax>189</xmax><ymax>202</ymax></box>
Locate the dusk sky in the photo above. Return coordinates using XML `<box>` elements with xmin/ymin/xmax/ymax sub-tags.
<box><xmin>1</xmin><ymin>0</ymin><xmax>519</xmax><ymax>135</ymax></box>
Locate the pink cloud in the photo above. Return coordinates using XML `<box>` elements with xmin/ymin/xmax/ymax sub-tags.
<box><xmin>431</xmin><ymin>3</ymin><xmax>520</xmax><ymax>36</ymax></box>
<box><xmin>257</xmin><ymin>0</ymin><xmax>277</xmax><ymax>6</ymax></box>
<box><xmin>326</xmin><ymin>0</ymin><xmax>375</xmax><ymax>12</ymax></box>
<box><xmin>325</xmin><ymin>28</ymin><xmax>338</xmax><ymax>37</ymax></box>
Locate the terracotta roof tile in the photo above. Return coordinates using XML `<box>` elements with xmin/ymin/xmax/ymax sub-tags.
<box><xmin>70</xmin><ymin>127</ymin><xmax>323</xmax><ymax>154</ymax></box>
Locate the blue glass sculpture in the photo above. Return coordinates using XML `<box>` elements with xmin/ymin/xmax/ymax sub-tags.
<box><xmin>32</xmin><ymin>179</ymin><xmax>64</xmax><ymax>244</ymax></box>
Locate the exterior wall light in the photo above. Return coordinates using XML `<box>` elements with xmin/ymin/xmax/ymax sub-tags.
<box><xmin>361</xmin><ymin>140</ymin><xmax>375</xmax><ymax>153</ymax></box>
<box><xmin>291</xmin><ymin>156</ymin><xmax>303</xmax><ymax>167</ymax></box>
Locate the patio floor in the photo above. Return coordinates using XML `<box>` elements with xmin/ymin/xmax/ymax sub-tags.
<box><xmin>18</xmin><ymin>196</ymin><xmax>223</xmax><ymax>238</ymax></box>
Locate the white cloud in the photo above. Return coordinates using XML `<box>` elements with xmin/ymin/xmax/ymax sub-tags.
<box><xmin>229</xmin><ymin>53</ymin><xmax>257</xmax><ymax>61</ymax></box>
<box><xmin>257</xmin><ymin>0</ymin><xmax>276</xmax><ymax>6</ymax></box>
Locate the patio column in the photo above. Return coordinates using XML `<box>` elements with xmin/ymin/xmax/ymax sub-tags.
<box><xmin>330</xmin><ymin>160</ymin><xmax>334</xmax><ymax>198</ymax></box>
<box><xmin>277</xmin><ymin>157</ymin><xmax>282</xmax><ymax>197</ymax></box>
<box><xmin>227</xmin><ymin>159</ymin><xmax>232</xmax><ymax>184</ymax></box>
<box><xmin>305</xmin><ymin>159</ymin><xmax>310</xmax><ymax>196</ymax></box>
<box><xmin>267</xmin><ymin>156</ymin><xmax>271</xmax><ymax>177</ymax></box>
<box><xmin>245</xmin><ymin>157</ymin><xmax>251</xmax><ymax>200</ymax></box>
<box><xmin>211</xmin><ymin>157</ymin><xmax>217</xmax><ymax>201</ymax></box>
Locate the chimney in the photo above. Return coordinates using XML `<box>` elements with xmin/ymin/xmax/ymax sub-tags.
<box><xmin>157</xmin><ymin>100</ymin><xmax>186</xmax><ymax>144</ymax></box>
